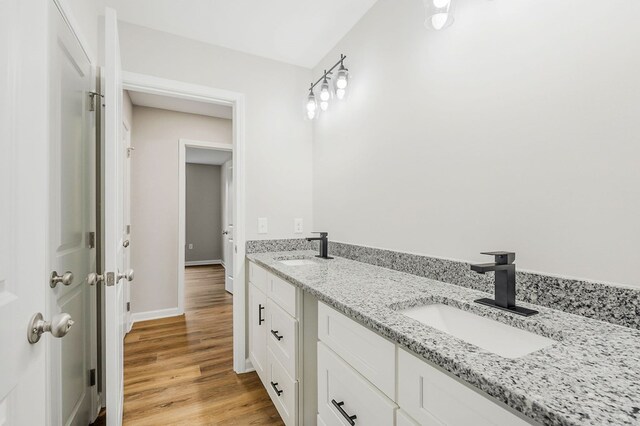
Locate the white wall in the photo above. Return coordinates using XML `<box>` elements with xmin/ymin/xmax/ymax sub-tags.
<box><xmin>185</xmin><ymin>163</ymin><xmax>223</xmax><ymax>263</ymax></box>
<box><xmin>130</xmin><ymin>106</ymin><xmax>231</xmax><ymax>314</ymax></box>
<box><xmin>312</xmin><ymin>0</ymin><xmax>640</xmax><ymax>287</ymax></box>
<box><xmin>118</xmin><ymin>23</ymin><xmax>314</xmax><ymax>241</ymax></box>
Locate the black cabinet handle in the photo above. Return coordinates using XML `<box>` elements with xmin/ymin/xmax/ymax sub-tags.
<box><xmin>331</xmin><ymin>399</ymin><xmax>357</xmax><ymax>425</ymax></box>
<box><xmin>271</xmin><ymin>330</ymin><xmax>283</xmax><ymax>341</ymax></box>
<box><xmin>258</xmin><ymin>304</ymin><xmax>265</xmax><ymax>325</ymax></box>
<box><xmin>270</xmin><ymin>381</ymin><xmax>283</xmax><ymax>396</ymax></box>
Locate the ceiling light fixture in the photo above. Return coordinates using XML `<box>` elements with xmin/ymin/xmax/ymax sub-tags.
<box><xmin>304</xmin><ymin>54</ymin><xmax>349</xmax><ymax>120</ymax></box>
<box><xmin>423</xmin><ymin>0</ymin><xmax>454</xmax><ymax>30</ymax></box>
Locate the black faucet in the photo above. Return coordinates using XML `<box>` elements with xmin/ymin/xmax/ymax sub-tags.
<box><xmin>306</xmin><ymin>232</ymin><xmax>333</xmax><ymax>259</ymax></box>
<box><xmin>470</xmin><ymin>252</ymin><xmax>538</xmax><ymax>317</ymax></box>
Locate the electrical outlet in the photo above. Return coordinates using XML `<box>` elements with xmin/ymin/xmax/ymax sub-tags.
<box><xmin>258</xmin><ymin>217</ymin><xmax>268</xmax><ymax>234</ymax></box>
<box><xmin>294</xmin><ymin>218</ymin><xmax>303</xmax><ymax>234</ymax></box>
<box><xmin>188</xmin><ymin>243</ymin><xmax>193</xmax><ymax>249</ymax></box>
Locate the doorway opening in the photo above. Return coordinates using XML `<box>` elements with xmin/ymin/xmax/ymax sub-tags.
<box><xmin>179</xmin><ymin>139</ymin><xmax>234</xmax><ymax>311</ymax></box>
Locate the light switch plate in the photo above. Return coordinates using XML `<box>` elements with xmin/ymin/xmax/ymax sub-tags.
<box><xmin>188</xmin><ymin>243</ymin><xmax>193</xmax><ymax>249</ymax></box>
<box><xmin>294</xmin><ymin>218</ymin><xmax>303</xmax><ymax>234</ymax></box>
<box><xmin>258</xmin><ymin>217</ymin><xmax>268</xmax><ymax>234</ymax></box>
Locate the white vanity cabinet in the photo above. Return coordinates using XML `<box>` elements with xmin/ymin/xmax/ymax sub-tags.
<box><xmin>248</xmin><ymin>260</ymin><xmax>538</xmax><ymax>426</ymax></box>
<box><xmin>248</xmin><ymin>261</ymin><xmax>312</xmax><ymax>426</ymax></box>
<box><xmin>317</xmin><ymin>302</ymin><xmax>538</xmax><ymax>426</ymax></box>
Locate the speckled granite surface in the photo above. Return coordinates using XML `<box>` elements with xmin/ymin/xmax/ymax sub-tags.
<box><xmin>246</xmin><ymin>238</ymin><xmax>318</xmax><ymax>254</ymax></box>
<box><xmin>248</xmin><ymin>250</ymin><xmax>640</xmax><ymax>426</ymax></box>
<box><xmin>246</xmin><ymin>239</ymin><xmax>640</xmax><ymax>330</ymax></box>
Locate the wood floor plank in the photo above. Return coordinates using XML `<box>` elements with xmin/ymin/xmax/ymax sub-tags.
<box><xmin>123</xmin><ymin>265</ymin><xmax>283</xmax><ymax>425</ymax></box>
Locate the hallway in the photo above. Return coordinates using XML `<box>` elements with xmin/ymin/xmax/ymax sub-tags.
<box><xmin>122</xmin><ymin>265</ymin><xmax>284</xmax><ymax>425</ymax></box>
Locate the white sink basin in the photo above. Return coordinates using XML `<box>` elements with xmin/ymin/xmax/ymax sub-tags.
<box><xmin>400</xmin><ymin>303</ymin><xmax>555</xmax><ymax>358</ymax></box>
<box><xmin>279</xmin><ymin>258</ymin><xmax>317</xmax><ymax>266</ymax></box>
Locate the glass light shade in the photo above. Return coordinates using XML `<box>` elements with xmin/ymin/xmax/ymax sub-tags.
<box><xmin>336</xmin><ymin>88</ymin><xmax>346</xmax><ymax>100</ymax></box>
<box><xmin>306</xmin><ymin>92</ymin><xmax>317</xmax><ymax>112</ymax></box>
<box><xmin>334</xmin><ymin>64</ymin><xmax>350</xmax><ymax>100</ymax></box>
<box><xmin>319</xmin><ymin>79</ymin><xmax>331</xmax><ymax>102</ymax></box>
<box><xmin>423</xmin><ymin>0</ymin><xmax>454</xmax><ymax>30</ymax></box>
<box><xmin>431</xmin><ymin>13</ymin><xmax>449</xmax><ymax>30</ymax></box>
<box><xmin>305</xmin><ymin>90</ymin><xmax>317</xmax><ymax>120</ymax></box>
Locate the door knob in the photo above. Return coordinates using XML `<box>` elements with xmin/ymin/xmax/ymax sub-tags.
<box><xmin>27</xmin><ymin>312</ymin><xmax>75</xmax><ymax>343</ymax></box>
<box><xmin>50</xmin><ymin>271</ymin><xmax>74</xmax><ymax>288</ymax></box>
<box><xmin>117</xmin><ymin>269</ymin><xmax>134</xmax><ymax>282</ymax></box>
<box><xmin>87</xmin><ymin>272</ymin><xmax>104</xmax><ymax>286</ymax></box>
<box><xmin>123</xmin><ymin>239</ymin><xmax>130</xmax><ymax>248</ymax></box>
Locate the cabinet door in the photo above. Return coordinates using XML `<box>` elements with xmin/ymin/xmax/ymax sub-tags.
<box><xmin>249</xmin><ymin>283</ymin><xmax>268</xmax><ymax>381</ymax></box>
<box><xmin>398</xmin><ymin>348</ymin><xmax>534</xmax><ymax>426</ymax></box>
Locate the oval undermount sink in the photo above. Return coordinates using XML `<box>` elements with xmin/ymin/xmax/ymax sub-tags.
<box><xmin>399</xmin><ymin>303</ymin><xmax>555</xmax><ymax>358</ymax></box>
<box><xmin>279</xmin><ymin>258</ymin><xmax>317</xmax><ymax>266</ymax></box>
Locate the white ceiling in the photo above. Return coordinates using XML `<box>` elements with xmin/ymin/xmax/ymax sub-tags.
<box><xmin>186</xmin><ymin>147</ymin><xmax>232</xmax><ymax>166</ymax></box>
<box><xmin>128</xmin><ymin>91</ymin><xmax>233</xmax><ymax>119</ymax></box>
<box><xmin>104</xmin><ymin>0</ymin><xmax>378</xmax><ymax>68</ymax></box>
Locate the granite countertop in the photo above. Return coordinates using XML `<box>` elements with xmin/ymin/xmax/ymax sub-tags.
<box><xmin>247</xmin><ymin>251</ymin><xmax>640</xmax><ymax>426</ymax></box>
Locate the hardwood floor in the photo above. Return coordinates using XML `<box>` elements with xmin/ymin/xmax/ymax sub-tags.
<box><xmin>123</xmin><ymin>265</ymin><xmax>284</xmax><ymax>425</ymax></box>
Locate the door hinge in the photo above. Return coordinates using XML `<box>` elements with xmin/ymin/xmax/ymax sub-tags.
<box><xmin>127</xmin><ymin>302</ymin><xmax>131</xmax><ymax>312</ymax></box>
<box><xmin>89</xmin><ymin>369</ymin><xmax>96</xmax><ymax>387</ymax></box>
<box><xmin>88</xmin><ymin>91</ymin><xmax>103</xmax><ymax>112</ymax></box>
<box><xmin>105</xmin><ymin>272</ymin><xmax>115</xmax><ymax>287</ymax></box>
<box><xmin>87</xmin><ymin>232</ymin><xmax>95</xmax><ymax>249</ymax></box>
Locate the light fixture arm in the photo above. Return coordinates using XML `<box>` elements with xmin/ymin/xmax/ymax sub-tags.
<box><xmin>309</xmin><ymin>54</ymin><xmax>347</xmax><ymax>92</ymax></box>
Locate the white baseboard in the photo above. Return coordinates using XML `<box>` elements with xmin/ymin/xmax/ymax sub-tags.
<box><xmin>185</xmin><ymin>259</ymin><xmax>222</xmax><ymax>266</ymax></box>
<box><xmin>131</xmin><ymin>307</ymin><xmax>182</xmax><ymax>324</ymax></box>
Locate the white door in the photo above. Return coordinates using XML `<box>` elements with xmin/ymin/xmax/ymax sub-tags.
<box><xmin>48</xmin><ymin>4</ymin><xmax>97</xmax><ymax>425</ymax></box>
<box><xmin>103</xmin><ymin>7</ymin><xmax>128</xmax><ymax>426</ymax></box>
<box><xmin>0</xmin><ymin>1</ymin><xmax>48</xmax><ymax>424</ymax></box>
<box><xmin>224</xmin><ymin>163</ymin><xmax>234</xmax><ymax>293</ymax></box>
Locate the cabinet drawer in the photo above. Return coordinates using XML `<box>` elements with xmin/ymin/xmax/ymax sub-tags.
<box><xmin>268</xmin><ymin>273</ymin><xmax>298</xmax><ymax>317</ymax></box>
<box><xmin>318</xmin><ymin>342</ymin><xmax>396</xmax><ymax>426</ymax></box>
<box><xmin>249</xmin><ymin>261</ymin><xmax>268</xmax><ymax>293</ymax></box>
<box><xmin>267</xmin><ymin>299</ymin><xmax>298</xmax><ymax>381</ymax></box>
<box><xmin>318</xmin><ymin>302</ymin><xmax>396</xmax><ymax>399</ymax></box>
<box><xmin>398</xmin><ymin>348</ymin><xmax>534</xmax><ymax>426</ymax></box>
<box><xmin>267</xmin><ymin>347</ymin><xmax>298</xmax><ymax>426</ymax></box>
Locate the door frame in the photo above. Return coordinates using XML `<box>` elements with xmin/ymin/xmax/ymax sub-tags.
<box><xmin>122</xmin><ymin>72</ymin><xmax>248</xmax><ymax>373</ymax></box>
<box><xmin>178</xmin><ymin>138</ymin><xmax>233</xmax><ymax>314</ymax></box>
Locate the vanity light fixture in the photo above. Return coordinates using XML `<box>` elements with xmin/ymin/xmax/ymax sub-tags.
<box><xmin>304</xmin><ymin>54</ymin><xmax>349</xmax><ymax>120</ymax></box>
<box><xmin>424</xmin><ymin>0</ymin><xmax>454</xmax><ymax>30</ymax></box>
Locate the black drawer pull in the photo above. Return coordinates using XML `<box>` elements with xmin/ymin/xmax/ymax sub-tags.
<box><xmin>270</xmin><ymin>381</ymin><xmax>283</xmax><ymax>396</ymax></box>
<box><xmin>332</xmin><ymin>399</ymin><xmax>357</xmax><ymax>425</ymax></box>
<box><xmin>258</xmin><ymin>304</ymin><xmax>265</xmax><ymax>325</ymax></box>
<box><xmin>271</xmin><ymin>330</ymin><xmax>283</xmax><ymax>341</ymax></box>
